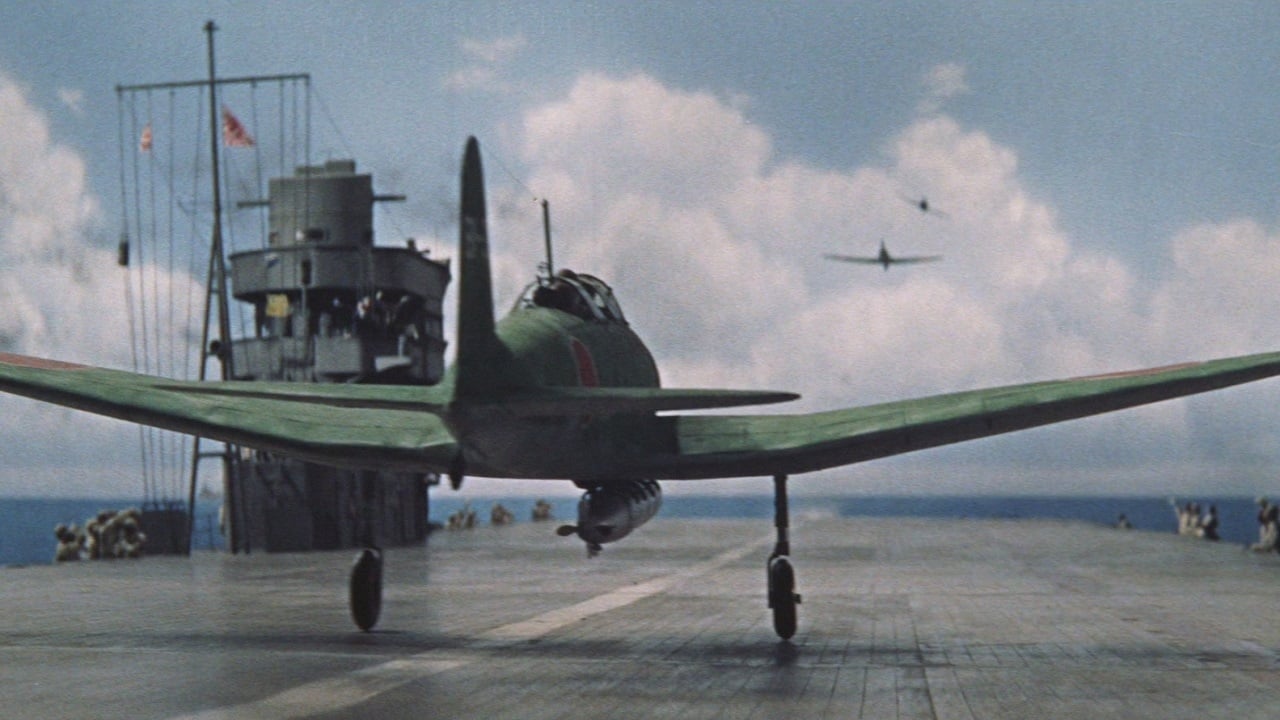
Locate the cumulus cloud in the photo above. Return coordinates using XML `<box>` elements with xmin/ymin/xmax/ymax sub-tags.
<box><xmin>0</xmin><ymin>71</ymin><xmax>203</xmax><ymax>496</ymax></box>
<box><xmin>496</xmin><ymin>71</ymin><xmax>1280</xmax><ymax>494</ymax></box>
<box><xmin>511</xmin><ymin>74</ymin><xmax>1144</xmax><ymax>398</ymax></box>
<box><xmin>1148</xmin><ymin>219</ymin><xmax>1280</xmax><ymax>356</ymax></box>
<box><xmin>1</xmin><ymin>75</ymin><xmax>102</xmax><ymax>356</ymax></box>
<box><xmin>6</xmin><ymin>62</ymin><xmax>1279</xmax><ymax>497</ymax></box>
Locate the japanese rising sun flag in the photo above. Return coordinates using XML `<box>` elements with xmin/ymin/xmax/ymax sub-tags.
<box><xmin>221</xmin><ymin>106</ymin><xmax>255</xmax><ymax>148</ymax></box>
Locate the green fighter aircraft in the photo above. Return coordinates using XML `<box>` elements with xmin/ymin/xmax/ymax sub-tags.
<box><xmin>824</xmin><ymin>239</ymin><xmax>943</xmax><ymax>271</ymax></box>
<box><xmin>5</xmin><ymin>137</ymin><xmax>1280</xmax><ymax>639</ymax></box>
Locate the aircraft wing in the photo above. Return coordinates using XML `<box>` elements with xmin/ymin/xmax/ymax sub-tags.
<box><xmin>887</xmin><ymin>255</ymin><xmax>942</xmax><ymax>265</ymax></box>
<box><xmin>822</xmin><ymin>253</ymin><xmax>882</xmax><ymax>265</ymax></box>
<box><xmin>0</xmin><ymin>353</ymin><xmax>460</xmax><ymax>472</ymax></box>
<box><xmin>0</xmin><ymin>351</ymin><xmax>793</xmax><ymax>473</ymax></box>
<box><xmin>6</xmin><ymin>348</ymin><xmax>1280</xmax><ymax>481</ymax></box>
<box><xmin>637</xmin><ymin>351</ymin><xmax>1280</xmax><ymax>479</ymax></box>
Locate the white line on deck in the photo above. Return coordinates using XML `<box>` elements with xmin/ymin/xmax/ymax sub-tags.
<box><xmin>168</xmin><ymin>529</ymin><xmax>777</xmax><ymax>719</ymax></box>
<box><xmin>476</xmin><ymin>529</ymin><xmax>776</xmax><ymax>643</ymax></box>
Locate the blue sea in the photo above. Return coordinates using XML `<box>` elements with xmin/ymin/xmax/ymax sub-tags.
<box><xmin>0</xmin><ymin>494</ymin><xmax>1260</xmax><ymax>567</ymax></box>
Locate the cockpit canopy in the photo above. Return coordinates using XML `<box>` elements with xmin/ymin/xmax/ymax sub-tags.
<box><xmin>517</xmin><ymin>269</ymin><xmax>628</xmax><ymax>324</ymax></box>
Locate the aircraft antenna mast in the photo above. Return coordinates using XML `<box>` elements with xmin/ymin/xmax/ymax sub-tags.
<box><xmin>541</xmin><ymin>198</ymin><xmax>554</xmax><ymax>278</ymax></box>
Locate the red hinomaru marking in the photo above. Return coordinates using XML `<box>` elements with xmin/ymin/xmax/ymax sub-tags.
<box><xmin>570</xmin><ymin>339</ymin><xmax>599</xmax><ymax>387</ymax></box>
<box><xmin>0</xmin><ymin>352</ymin><xmax>89</xmax><ymax>371</ymax></box>
<box><xmin>1071</xmin><ymin>361</ymin><xmax>1202</xmax><ymax>382</ymax></box>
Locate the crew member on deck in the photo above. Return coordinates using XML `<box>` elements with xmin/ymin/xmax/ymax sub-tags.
<box><xmin>1199</xmin><ymin>505</ymin><xmax>1220</xmax><ymax>541</ymax></box>
<box><xmin>1250</xmin><ymin>497</ymin><xmax>1279</xmax><ymax>552</ymax></box>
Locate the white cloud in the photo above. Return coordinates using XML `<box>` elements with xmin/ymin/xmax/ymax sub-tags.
<box><xmin>500</xmin><ymin>71</ymin><xmax>1280</xmax><ymax>493</ymax></box>
<box><xmin>0</xmin><ymin>71</ymin><xmax>204</xmax><ymax>497</ymax></box>
<box><xmin>521</xmin><ymin>73</ymin><xmax>773</xmax><ymax>208</ymax></box>
<box><xmin>1148</xmin><ymin>219</ymin><xmax>1280</xmax><ymax>356</ymax></box>
<box><xmin>5</xmin><ymin>62</ymin><xmax>1279</xmax><ymax>498</ymax></box>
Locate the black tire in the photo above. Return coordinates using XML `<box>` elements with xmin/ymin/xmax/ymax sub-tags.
<box><xmin>768</xmin><ymin>556</ymin><xmax>797</xmax><ymax>640</ymax></box>
<box><xmin>350</xmin><ymin>548</ymin><xmax>383</xmax><ymax>632</ymax></box>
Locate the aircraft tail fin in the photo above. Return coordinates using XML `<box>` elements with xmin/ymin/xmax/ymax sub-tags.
<box><xmin>453</xmin><ymin>137</ymin><xmax>508</xmax><ymax>399</ymax></box>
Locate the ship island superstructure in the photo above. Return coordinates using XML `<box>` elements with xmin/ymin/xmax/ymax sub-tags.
<box><xmin>221</xmin><ymin>159</ymin><xmax>451</xmax><ymax>553</ymax></box>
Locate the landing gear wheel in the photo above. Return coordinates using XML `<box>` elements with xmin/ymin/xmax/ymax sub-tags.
<box><xmin>349</xmin><ymin>548</ymin><xmax>383</xmax><ymax>632</ymax></box>
<box><xmin>768</xmin><ymin>555</ymin><xmax>799</xmax><ymax>640</ymax></box>
<box><xmin>766</xmin><ymin>474</ymin><xmax>800</xmax><ymax>640</ymax></box>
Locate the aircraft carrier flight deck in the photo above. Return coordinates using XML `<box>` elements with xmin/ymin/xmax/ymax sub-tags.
<box><xmin>3</xmin><ymin>516</ymin><xmax>1279</xmax><ymax>719</ymax></box>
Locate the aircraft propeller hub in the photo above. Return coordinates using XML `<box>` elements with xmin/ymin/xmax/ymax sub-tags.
<box><xmin>557</xmin><ymin>479</ymin><xmax>662</xmax><ymax>555</ymax></box>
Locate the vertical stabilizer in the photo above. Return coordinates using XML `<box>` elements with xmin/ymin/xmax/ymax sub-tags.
<box><xmin>453</xmin><ymin>137</ymin><xmax>503</xmax><ymax>397</ymax></box>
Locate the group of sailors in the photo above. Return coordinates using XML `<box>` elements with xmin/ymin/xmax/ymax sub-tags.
<box><xmin>443</xmin><ymin>500</ymin><xmax>555</xmax><ymax>531</ymax></box>
<box><xmin>1172</xmin><ymin>500</ymin><xmax>1220</xmax><ymax>541</ymax></box>
<box><xmin>1160</xmin><ymin>496</ymin><xmax>1280</xmax><ymax>552</ymax></box>
<box><xmin>445</xmin><ymin>503</ymin><xmax>478</xmax><ymax>530</ymax></box>
<box><xmin>354</xmin><ymin>292</ymin><xmax>422</xmax><ymax>343</ymax></box>
<box><xmin>53</xmin><ymin>508</ymin><xmax>147</xmax><ymax>562</ymax></box>
<box><xmin>490</xmin><ymin>503</ymin><xmax>516</xmax><ymax>526</ymax></box>
<box><xmin>306</xmin><ymin>292</ymin><xmax>423</xmax><ymax>347</ymax></box>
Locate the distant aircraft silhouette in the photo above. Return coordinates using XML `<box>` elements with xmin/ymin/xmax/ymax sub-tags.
<box><xmin>823</xmin><ymin>240</ymin><xmax>942</xmax><ymax>271</ymax></box>
<box><xmin>901</xmin><ymin>193</ymin><xmax>949</xmax><ymax>218</ymax></box>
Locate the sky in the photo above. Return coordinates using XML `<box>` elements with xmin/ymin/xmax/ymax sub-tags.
<box><xmin>2</xmin><ymin>1</ymin><xmax>1280</xmax><ymax>499</ymax></box>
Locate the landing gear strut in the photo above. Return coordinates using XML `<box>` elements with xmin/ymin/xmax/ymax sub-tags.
<box><xmin>767</xmin><ymin>474</ymin><xmax>801</xmax><ymax>639</ymax></box>
<box><xmin>350</xmin><ymin>547</ymin><xmax>383</xmax><ymax>631</ymax></box>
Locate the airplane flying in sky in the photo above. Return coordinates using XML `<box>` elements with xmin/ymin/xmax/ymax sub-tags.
<box><xmin>901</xmin><ymin>193</ymin><xmax>949</xmax><ymax>218</ymax></box>
<box><xmin>823</xmin><ymin>240</ymin><xmax>942</xmax><ymax>271</ymax></box>
<box><xmin>4</xmin><ymin>137</ymin><xmax>1280</xmax><ymax>639</ymax></box>
<box><xmin>901</xmin><ymin>192</ymin><xmax>952</xmax><ymax>217</ymax></box>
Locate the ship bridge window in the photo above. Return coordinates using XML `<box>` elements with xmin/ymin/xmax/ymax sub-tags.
<box><xmin>520</xmin><ymin>269</ymin><xmax>627</xmax><ymax>324</ymax></box>
<box><xmin>296</xmin><ymin>228</ymin><xmax>325</xmax><ymax>242</ymax></box>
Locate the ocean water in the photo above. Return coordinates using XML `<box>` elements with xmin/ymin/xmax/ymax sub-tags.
<box><xmin>1</xmin><ymin>494</ymin><xmax>1262</xmax><ymax>567</ymax></box>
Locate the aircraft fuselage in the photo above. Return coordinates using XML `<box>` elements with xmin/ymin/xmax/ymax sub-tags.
<box><xmin>445</xmin><ymin>302</ymin><xmax>666</xmax><ymax>482</ymax></box>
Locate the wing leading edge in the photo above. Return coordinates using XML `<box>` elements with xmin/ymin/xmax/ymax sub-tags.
<box><xmin>638</xmin><ymin>351</ymin><xmax>1280</xmax><ymax>479</ymax></box>
<box><xmin>0</xmin><ymin>353</ymin><xmax>459</xmax><ymax>472</ymax></box>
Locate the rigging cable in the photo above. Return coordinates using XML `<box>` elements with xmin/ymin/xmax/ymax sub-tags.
<box><xmin>290</xmin><ymin>79</ymin><xmax>299</xmax><ymax>181</ymax></box>
<box><xmin>165</xmin><ymin>88</ymin><xmax>182</xmax><ymax>500</ymax></box>
<box><xmin>129</xmin><ymin>93</ymin><xmax>158</xmax><ymax>504</ymax></box>
<box><xmin>117</xmin><ymin>89</ymin><xmax>150</xmax><ymax>506</ymax></box>
<box><xmin>249</xmin><ymin>81</ymin><xmax>267</xmax><ymax>249</ymax></box>
<box><xmin>144</xmin><ymin>89</ymin><xmax>170</xmax><ymax>501</ymax></box>
<box><xmin>185</xmin><ymin>85</ymin><xmax>206</xmax><ymax>497</ymax></box>
<box><xmin>305</xmin><ymin>78</ymin><xmax>313</xmax><ymax>232</ymax></box>
<box><xmin>311</xmin><ymin>84</ymin><xmax>354</xmax><ymax>159</ymax></box>
<box><xmin>277</xmin><ymin>80</ymin><xmax>286</xmax><ymax>181</ymax></box>
<box><xmin>186</xmin><ymin>85</ymin><xmax>205</xmax><ymax>387</ymax></box>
